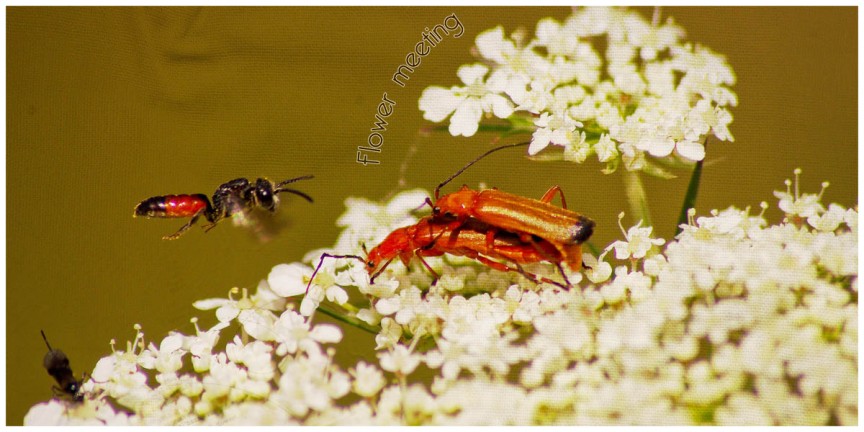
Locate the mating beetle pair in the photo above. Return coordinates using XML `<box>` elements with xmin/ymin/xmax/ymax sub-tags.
<box><xmin>307</xmin><ymin>142</ymin><xmax>595</xmax><ymax>291</ymax></box>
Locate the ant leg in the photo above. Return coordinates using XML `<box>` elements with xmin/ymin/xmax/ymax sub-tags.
<box><xmin>162</xmin><ymin>209</ymin><xmax>206</xmax><ymax>240</ymax></box>
<box><xmin>539</xmin><ymin>185</ymin><xmax>568</xmax><ymax>209</ymax></box>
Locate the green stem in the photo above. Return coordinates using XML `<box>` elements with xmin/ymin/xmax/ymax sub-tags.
<box><xmin>675</xmin><ymin>156</ymin><xmax>705</xmax><ymax>236</ymax></box>
<box><xmin>316</xmin><ymin>303</ymin><xmax>381</xmax><ymax>335</ymax></box>
<box><xmin>624</xmin><ymin>170</ymin><xmax>653</xmax><ymax>228</ymax></box>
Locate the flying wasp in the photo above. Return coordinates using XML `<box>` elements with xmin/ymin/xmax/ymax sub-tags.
<box><xmin>134</xmin><ymin>175</ymin><xmax>314</xmax><ymax>240</ymax></box>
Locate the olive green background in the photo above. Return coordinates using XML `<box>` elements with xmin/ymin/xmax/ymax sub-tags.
<box><xmin>6</xmin><ymin>7</ymin><xmax>857</xmax><ymax>425</ymax></box>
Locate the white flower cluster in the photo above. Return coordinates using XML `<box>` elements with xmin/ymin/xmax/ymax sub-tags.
<box><xmin>26</xmin><ymin>172</ymin><xmax>857</xmax><ymax>425</ymax></box>
<box><xmin>419</xmin><ymin>7</ymin><xmax>737</xmax><ymax>175</ymax></box>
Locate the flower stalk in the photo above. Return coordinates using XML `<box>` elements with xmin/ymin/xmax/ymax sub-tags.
<box><xmin>624</xmin><ymin>169</ymin><xmax>653</xmax><ymax>229</ymax></box>
<box><xmin>676</xmin><ymin>149</ymin><xmax>706</xmax><ymax>235</ymax></box>
<box><xmin>316</xmin><ymin>302</ymin><xmax>381</xmax><ymax>335</ymax></box>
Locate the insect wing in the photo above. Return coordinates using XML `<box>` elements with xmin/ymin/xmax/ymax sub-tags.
<box><xmin>225</xmin><ymin>194</ymin><xmax>286</xmax><ymax>242</ymax></box>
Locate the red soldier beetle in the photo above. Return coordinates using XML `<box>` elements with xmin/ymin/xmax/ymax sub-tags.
<box><xmin>305</xmin><ymin>216</ymin><xmax>573</xmax><ymax>294</ymax></box>
<box><xmin>425</xmin><ymin>142</ymin><xmax>595</xmax><ymax>271</ymax></box>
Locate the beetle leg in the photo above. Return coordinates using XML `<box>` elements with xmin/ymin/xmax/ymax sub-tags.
<box><xmin>414</xmin><ymin>255</ymin><xmax>441</xmax><ymax>285</ymax></box>
<box><xmin>555</xmin><ymin>262</ymin><xmax>572</xmax><ymax>287</ymax></box>
<box><xmin>539</xmin><ymin>185</ymin><xmax>568</xmax><ymax>209</ymax></box>
<box><xmin>369</xmin><ymin>258</ymin><xmax>395</xmax><ymax>285</ymax></box>
<box><xmin>444</xmin><ymin>223</ymin><xmax>463</xmax><ymax>247</ymax></box>
<box><xmin>473</xmin><ymin>254</ymin><xmax>568</xmax><ymax>290</ymax></box>
<box><xmin>524</xmin><ymin>237</ymin><xmax>573</xmax><ymax>288</ymax></box>
<box><xmin>485</xmin><ymin>227</ymin><xmax>499</xmax><ymax>251</ymax></box>
<box><xmin>419</xmin><ymin>220</ymin><xmax>451</xmax><ymax>251</ymax></box>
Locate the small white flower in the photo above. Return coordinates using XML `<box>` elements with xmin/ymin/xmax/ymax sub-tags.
<box><xmin>184</xmin><ymin>319</ymin><xmax>227</xmax><ymax>373</ymax></box>
<box><xmin>272</xmin><ymin>310</ymin><xmax>342</xmax><ymax>356</ymax></box>
<box><xmin>808</xmin><ymin>203</ymin><xmax>846</xmax><ymax>232</ymax></box>
<box><xmin>534</xmin><ymin>17</ymin><xmax>580</xmax><ymax>57</ymax></box>
<box><xmin>530</xmin><ymin>111</ymin><xmax>583</xmax><ymax>155</ymax></box>
<box><xmin>379</xmin><ymin>344</ymin><xmax>421</xmax><ymax>375</ymax></box>
<box><xmin>418</xmin><ymin>63</ymin><xmax>514</xmax><ymax>137</ymax></box>
<box><xmin>24</xmin><ymin>400</ymin><xmax>68</xmax><ymax>426</ymax></box>
<box><xmin>375</xmin><ymin>318</ymin><xmax>404</xmax><ymax>350</ymax></box>
<box><xmin>583</xmin><ymin>251</ymin><xmax>613</xmax><ymax>283</ymax></box>
<box><xmin>225</xmin><ymin>337</ymin><xmax>275</xmax><ymax>382</ymax></box>
<box><xmin>194</xmin><ymin>287</ymin><xmax>279</xmax><ymax>337</ymax></box>
<box><xmin>138</xmin><ymin>333</ymin><xmax>185</xmax><ymax>374</ymax></box>
<box><xmin>299</xmin><ymin>285</ymin><xmax>324</xmax><ymax>317</ymax></box>
<box><xmin>237</xmin><ymin>309</ymin><xmax>277</xmax><ymax>341</ymax></box>
<box><xmin>594</xmin><ymin>133</ymin><xmax>619</xmax><ymax>163</ymax></box>
<box><xmin>503</xmin><ymin>285</ymin><xmax>542</xmax><ymax>323</ymax></box>
<box><xmin>267</xmin><ymin>263</ymin><xmax>312</xmax><ymax>297</ymax></box>
<box><xmin>607</xmin><ymin>214</ymin><xmax>666</xmax><ymax>260</ymax></box>
<box><xmin>600</xmin><ymin>266</ymin><xmax>629</xmax><ymax>303</ymax></box>
<box><xmin>774</xmin><ymin>169</ymin><xmax>827</xmax><ymax>218</ymax></box>
<box><xmin>843</xmin><ymin>207</ymin><xmax>857</xmax><ymax>233</ymax></box>
<box><xmin>350</xmin><ymin>361</ymin><xmax>386</xmax><ymax>398</ymax></box>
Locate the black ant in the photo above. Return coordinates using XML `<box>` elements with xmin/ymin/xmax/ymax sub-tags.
<box><xmin>40</xmin><ymin>330</ymin><xmax>85</xmax><ymax>402</ymax></box>
<box><xmin>134</xmin><ymin>175</ymin><xmax>314</xmax><ymax>240</ymax></box>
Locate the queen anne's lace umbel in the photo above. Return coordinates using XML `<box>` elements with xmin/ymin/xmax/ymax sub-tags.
<box><xmin>26</xmin><ymin>170</ymin><xmax>857</xmax><ymax>425</ymax></box>
<box><xmin>419</xmin><ymin>7</ymin><xmax>736</xmax><ymax>176</ymax></box>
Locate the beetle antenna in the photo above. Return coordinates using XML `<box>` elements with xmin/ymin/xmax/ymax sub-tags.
<box><xmin>306</xmin><ymin>253</ymin><xmax>365</xmax><ymax>294</ymax></box>
<box><xmin>40</xmin><ymin>330</ymin><xmax>53</xmax><ymax>352</ymax></box>
<box><xmin>435</xmin><ymin>142</ymin><xmax>530</xmax><ymax>199</ymax></box>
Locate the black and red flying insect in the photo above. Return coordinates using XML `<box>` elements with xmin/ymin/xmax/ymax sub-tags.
<box><xmin>134</xmin><ymin>175</ymin><xmax>314</xmax><ymax>240</ymax></box>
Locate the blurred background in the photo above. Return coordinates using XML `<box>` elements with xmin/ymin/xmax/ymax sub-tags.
<box><xmin>6</xmin><ymin>7</ymin><xmax>857</xmax><ymax>424</ymax></box>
